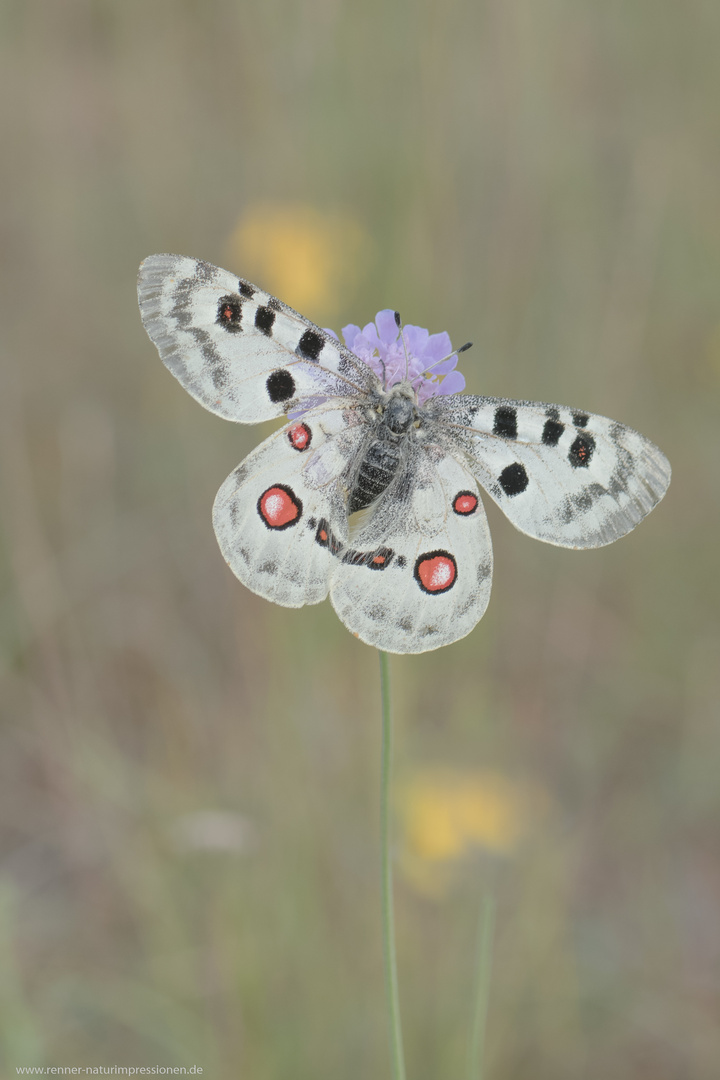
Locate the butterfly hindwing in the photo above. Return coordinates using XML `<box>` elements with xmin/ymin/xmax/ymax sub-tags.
<box><xmin>212</xmin><ymin>405</ymin><xmax>369</xmax><ymax>607</ymax></box>
<box><xmin>137</xmin><ymin>254</ymin><xmax>378</xmax><ymax>424</ymax></box>
<box><xmin>329</xmin><ymin>449</ymin><xmax>493</xmax><ymax>653</ymax></box>
<box><xmin>429</xmin><ymin>396</ymin><xmax>671</xmax><ymax>548</ymax></box>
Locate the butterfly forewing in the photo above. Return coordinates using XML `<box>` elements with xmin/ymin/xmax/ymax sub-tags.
<box><xmin>429</xmin><ymin>396</ymin><xmax>671</xmax><ymax>549</ymax></box>
<box><xmin>137</xmin><ymin>254</ymin><xmax>378</xmax><ymax>424</ymax></box>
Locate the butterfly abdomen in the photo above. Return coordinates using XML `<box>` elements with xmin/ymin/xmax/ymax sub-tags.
<box><xmin>349</xmin><ymin>435</ymin><xmax>405</xmax><ymax>514</ymax></box>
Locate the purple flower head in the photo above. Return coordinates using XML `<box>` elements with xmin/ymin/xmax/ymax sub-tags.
<box><xmin>340</xmin><ymin>310</ymin><xmax>466</xmax><ymax>403</ymax></box>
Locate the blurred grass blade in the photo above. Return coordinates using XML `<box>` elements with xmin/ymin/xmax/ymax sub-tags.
<box><xmin>467</xmin><ymin>892</ymin><xmax>496</xmax><ymax>1080</ymax></box>
<box><xmin>379</xmin><ymin>649</ymin><xmax>406</xmax><ymax>1080</ymax></box>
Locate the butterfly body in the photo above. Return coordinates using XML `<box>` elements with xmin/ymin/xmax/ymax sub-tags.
<box><xmin>347</xmin><ymin>385</ymin><xmax>420</xmax><ymax>512</ymax></box>
<box><xmin>138</xmin><ymin>254</ymin><xmax>670</xmax><ymax>654</ymax></box>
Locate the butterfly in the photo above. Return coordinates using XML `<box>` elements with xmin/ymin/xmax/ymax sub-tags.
<box><xmin>137</xmin><ymin>254</ymin><xmax>671</xmax><ymax>655</ymax></box>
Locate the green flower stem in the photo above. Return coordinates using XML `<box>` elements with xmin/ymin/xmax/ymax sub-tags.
<box><xmin>467</xmin><ymin>891</ymin><xmax>496</xmax><ymax>1080</ymax></box>
<box><xmin>378</xmin><ymin>650</ymin><xmax>406</xmax><ymax>1080</ymax></box>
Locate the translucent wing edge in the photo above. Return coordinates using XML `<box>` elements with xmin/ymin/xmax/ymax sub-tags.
<box><xmin>137</xmin><ymin>254</ymin><xmax>206</xmax><ymax>378</ymax></box>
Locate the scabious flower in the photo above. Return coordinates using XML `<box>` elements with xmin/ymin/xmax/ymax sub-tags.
<box><xmin>330</xmin><ymin>309</ymin><xmax>466</xmax><ymax>402</ymax></box>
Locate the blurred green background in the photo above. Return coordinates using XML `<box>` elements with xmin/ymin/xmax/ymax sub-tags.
<box><xmin>1</xmin><ymin>1</ymin><xmax>719</xmax><ymax>1077</ymax></box>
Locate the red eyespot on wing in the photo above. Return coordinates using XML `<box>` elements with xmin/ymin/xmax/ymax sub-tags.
<box><xmin>414</xmin><ymin>551</ymin><xmax>457</xmax><ymax>594</ymax></box>
<box><xmin>372</xmin><ymin>554</ymin><xmax>386</xmax><ymax>565</ymax></box>
<box><xmin>287</xmin><ymin>422</ymin><xmax>312</xmax><ymax>451</ymax></box>
<box><xmin>453</xmin><ymin>491</ymin><xmax>478</xmax><ymax>515</ymax></box>
<box><xmin>257</xmin><ymin>485</ymin><xmax>302</xmax><ymax>530</ymax></box>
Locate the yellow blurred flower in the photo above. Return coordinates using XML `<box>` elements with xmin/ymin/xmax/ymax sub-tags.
<box><xmin>398</xmin><ymin>768</ymin><xmax>549</xmax><ymax>896</ymax></box>
<box><xmin>226</xmin><ymin>201</ymin><xmax>371</xmax><ymax>319</ymax></box>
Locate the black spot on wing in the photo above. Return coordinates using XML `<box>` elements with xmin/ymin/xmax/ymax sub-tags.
<box><xmin>267</xmin><ymin>296</ymin><xmax>282</xmax><ymax>311</ymax></box>
<box><xmin>493</xmin><ymin>405</ymin><xmax>517</xmax><ymax>439</ymax></box>
<box><xmin>238</xmin><ymin>281</ymin><xmax>255</xmax><ymax>299</ymax></box>
<box><xmin>315</xmin><ymin>518</ymin><xmax>343</xmax><ymax>555</ymax></box>
<box><xmin>341</xmin><ymin>546</ymin><xmax>394</xmax><ymax>570</ymax></box>
<box><xmin>568</xmin><ymin>433</ymin><xmax>595</xmax><ymax>468</ymax></box>
<box><xmin>266</xmin><ymin>369</ymin><xmax>295</xmax><ymax>402</ymax></box>
<box><xmin>499</xmin><ymin>463</ymin><xmax>529</xmax><ymax>496</ymax></box>
<box><xmin>217</xmin><ymin>295</ymin><xmax>243</xmax><ymax>333</ymax></box>
<box><xmin>542</xmin><ymin>419</ymin><xmax>564</xmax><ymax>446</ymax></box>
<box><xmin>297</xmin><ymin>328</ymin><xmax>324</xmax><ymax>362</ymax></box>
<box><xmin>572</xmin><ymin>412</ymin><xmax>589</xmax><ymax>427</ymax></box>
<box><xmin>255</xmin><ymin>306</ymin><xmax>276</xmax><ymax>335</ymax></box>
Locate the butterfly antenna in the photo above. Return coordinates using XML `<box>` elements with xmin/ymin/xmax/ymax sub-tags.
<box><xmin>395</xmin><ymin>311</ymin><xmax>411</xmax><ymax>382</ymax></box>
<box><xmin>422</xmin><ymin>340</ymin><xmax>473</xmax><ymax>377</ymax></box>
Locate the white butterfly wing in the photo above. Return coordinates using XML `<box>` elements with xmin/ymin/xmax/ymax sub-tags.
<box><xmin>138</xmin><ymin>254</ymin><xmax>378</xmax><ymax>424</ymax></box>
<box><xmin>212</xmin><ymin>406</ymin><xmax>369</xmax><ymax>607</ymax></box>
<box><xmin>429</xmin><ymin>396</ymin><xmax>671</xmax><ymax>548</ymax></box>
<box><xmin>329</xmin><ymin>450</ymin><xmax>493</xmax><ymax>653</ymax></box>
